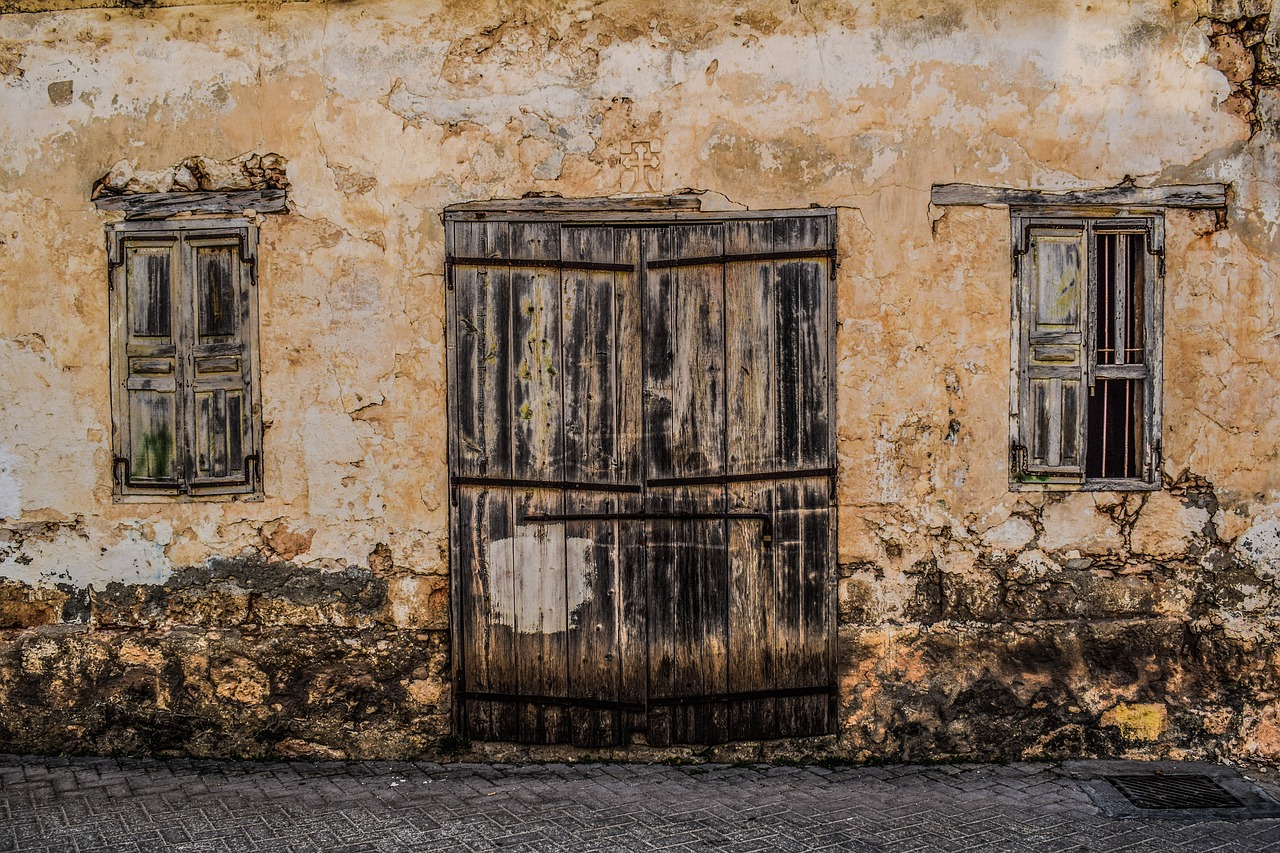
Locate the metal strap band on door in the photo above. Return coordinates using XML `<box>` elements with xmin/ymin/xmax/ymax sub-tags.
<box><xmin>520</xmin><ymin>510</ymin><xmax>774</xmax><ymax>543</ymax></box>
<box><xmin>646</xmin><ymin>466</ymin><xmax>836</xmax><ymax>488</ymax></box>
<box><xmin>648</xmin><ymin>247</ymin><xmax>836</xmax><ymax>268</ymax></box>
<box><xmin>462</xmin><ymin>684</ymin><xmax>834</xmax><ymax>712</ymax></box>
<box><xmin>447</xmin><ymin>248</ymin><xmax>835</xmax><ymax>274</ymax></box>
<box><xmin>450</xmin><ymin>475</ymin><xmax>643</xmax><ymax>493</ymax></box>
<box><xmin>446</xmin><ymin>255</ymin><xmax>634</xmax><ymax>272</ymax></box>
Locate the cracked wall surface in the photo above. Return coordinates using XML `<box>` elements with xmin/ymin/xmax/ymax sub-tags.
<box><xmin>1</xmin><ymin>0</ymin><xmax>1279</xmax><ymax>762</ymax></box>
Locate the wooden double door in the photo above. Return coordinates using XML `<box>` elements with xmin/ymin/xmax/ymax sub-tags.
<box><xmin>445</xmin><ymin>203</ymin><xmax>836</xmax><ymax>746</ymax></box>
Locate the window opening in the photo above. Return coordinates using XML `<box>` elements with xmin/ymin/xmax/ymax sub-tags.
<box><xmin>1011</xmin><ymin>212</ymin><xmax>1163</xmax><ymax>490</ymax></box>
<box><xmin>108</xmin><ymin>219</ymin><xmax>263</xmax><ymax>500</ymax></box>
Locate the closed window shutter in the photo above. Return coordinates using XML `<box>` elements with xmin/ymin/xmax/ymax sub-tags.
<box><xmin>1017</xmin><ymin>221</ymin><xmax>1088</xmax><ymax>481</ymax></box>
<box><xmin>186</xmin><ymin>232</ymin><xmax>258</xmax><ymax>493</ymax></box>
<box><xmin>118</xmin><ymin>236</ymin><xmax>183</xmax><ymax>488</ymax></box>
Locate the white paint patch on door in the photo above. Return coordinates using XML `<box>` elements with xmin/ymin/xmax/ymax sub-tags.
<box><xmin>487</xmin><ymin>524</ymin><xmax>596</xmax><ymax>634</ymax></box>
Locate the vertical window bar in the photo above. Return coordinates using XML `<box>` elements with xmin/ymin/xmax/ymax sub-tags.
<box><xmin>1128</xmin><ymin>235</ymin><xmax>1146</xmax><ymax>364</ymax></box>
<box><xmin>1096</xmin><ymin>235</ymin><xmax>1111</xmax><ymax>366</ymax></box>
<box><xmin>1100</xmin><ymin>381</ymin><xmax>1110</xmax><ymax>478</ymax></box>
<box><xmin>1124</xmin><ymin>379</ymin><xmax>1133</xmax><ymax>476</ymax></box>
<box><xmin>1114</xmin><ymin>234</ymin><xmax>1128</xmax><ymax>366</ymax></box>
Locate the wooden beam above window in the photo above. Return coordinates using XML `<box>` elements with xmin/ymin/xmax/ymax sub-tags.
<box><xmin>94</xmin><ymin>189</ymin><xmax>288</xmax><ymax>220</ymax></box>
<box><xmin>930</xmin><ymin>183</ymin><xmax>1228</xmax><ymax>209</ymax></box>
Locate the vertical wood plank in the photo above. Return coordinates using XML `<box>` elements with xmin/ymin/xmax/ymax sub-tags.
<box><xmin>565</xmin><ymin>490</ymin><xmax>623</xmax><ymax>746</ymax></box>
<box><xmin>726</xmin><ymin>479</ymin><xmax>775</xmax><ymax>739</ymax></box>
<box><xmin>724</xmin><ymin>220</ymin><xmax>776</xmax><ymax>475</ymax></box>
<box><xmin>645</xmin><ymin>486</ymin><xmax>729</xmax><ymax>745</ymax></box>
<box><xmin>724</xmin><ymin>220</ymin><xmax>779</xmax><ymax>739</ymax></box>
<box><xmin>613</xmin><ymin>228</ymin><xmax>647</xmax><ymax>740</ymax></box>
<box><xmin>507</xmin><ymin>220</ymin><xmax>568</xmax><ymax>743</ymax></box>
<box><xmin>643</xmin><ymin>223</ymin><xmax>729</xmax><ymax>744</ymax></box>
<box><xmin>671</xmin><ymin>225</ymin><xmax>725</xmax><ymax>478</ymax></box>
<box><xmin>514</xmin><ymin>488</ymin><xmax>569</xmax><ymax>743</ymax></box>
<box><xmin>451</xmin><ymin>223</ymin><xmax>522</xmax><ymax>739</ymax></box>
<box><xmin>451</xmin><ymin>221</ymin><xmax>513</xmax><ymax>479</ymax></box>
<box><xmin>614</xmin><ymin>228</ymin><xmax>644</xmax><ymax>487</ymax></box>
<box><xmin>561</xmin><ymin>225</ymin><xmax>619</xmax><ymax>484</ymax></box>
<box><xmin>643</xmin><ymin>226</ymin><xmax>675</xmax><ymax>485</ymax></box>
<box><xmin>457</xmin><ymin>486</ymin><xmax>520</xmax><ymax>741</ymax></box>
<box><xmin>509</xmin><ymin>220</ymin><xmax>562</xmax><ymax>484</ymax></box>
<box><xmin>794</xmin><ymin>475</ymin><xmax>832</xmax><ymax>734</ymax></box>
<box><xmin>791</xmin><ymin>218</ymin><xmax>831</xmax><ymax>467</ymax></box>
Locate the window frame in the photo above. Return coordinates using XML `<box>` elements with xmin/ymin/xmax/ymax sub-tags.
<box><xmin>1008</xmin><ymin>206</ymin><xmax>1165</xmax><ymax>492</ymax></box>
<box><xmin>107</xmin><ymin>217</ymin><xmax>264</xmax><ymax>502</ymax></box>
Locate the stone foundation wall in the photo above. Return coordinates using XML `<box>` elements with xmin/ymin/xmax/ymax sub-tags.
<box><xmin>0</xmin><ymin>556</ymin><xmax>450</xmax><ymax>759</ymax></box>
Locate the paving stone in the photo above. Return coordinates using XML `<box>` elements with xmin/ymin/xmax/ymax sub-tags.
<box><xmin>3</xmin><ymin>756</ymin><xmax>1280</xmax><ymax>851</ymax></box>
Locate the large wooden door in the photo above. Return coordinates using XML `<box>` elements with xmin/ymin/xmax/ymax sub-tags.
<box><xmin>446</xmin><ymin>202</ymin><xmax>836</xmax><ymax>746</ymax></box>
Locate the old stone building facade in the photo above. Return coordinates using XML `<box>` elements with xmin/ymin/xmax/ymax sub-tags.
<box><xmin>1</xmin><ymin>0</ymin><xmax>1279</xmax><ymax>763</ymax></box>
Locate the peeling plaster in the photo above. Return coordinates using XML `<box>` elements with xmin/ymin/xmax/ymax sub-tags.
<box><xmin>0</xmin><ymin>519</ymin><xmax>172</xmax><ymax>587</ymax></box>
<box><xmin>0</xmin><ymin>444</ymin><xmax>19</xmax><ymax>521</ymax></box>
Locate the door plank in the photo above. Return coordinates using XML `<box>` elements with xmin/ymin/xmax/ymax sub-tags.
<box><xmin>565</xmin><ymin>490</ymin><xmax>623</xmax><ymax>746</ymax></box>
<box><xmin>669</xmin><ymin>224</ymin><xmax>725</xmax><ymax>478</ymax></box>
<box><xmin>451</xmin><ymin>221</ymin><xmax>513</xmax><ymax>478</ymax></box>
<box><xmin>726</xmin><ymin>479</ymin><xmax>777</xmax><ymax>740</ymax></box>
<box><xmin>795</xmin><ymin>476</ymin><xmax>834</xmax><ymax>735</ymax></box>
<box><xmin>504</xmin><ymin>222</ymin><xmax>568</xmax><ymax>743</ymax></box>
<box><xmin>514</xmin><ymin>487</ymin><xmax>570</xmax><ymax>743</ymax></box>
<box><xmin>643</xmin><ymin>227</ymin><xmax>675</xmax><ymax>484</ymax></box>
<box><xmin>457</xmin><ymin>486</ymin><xmax>520</xmax><ymax>741</ymax></box>
<box><xmin>613</xmin><ymin>229</ymin><xmax>647</xmax><ymax>738</ymax></box>
<box><xmin>646</xmin><ymin>485</ymin><xmax>729</xmax><ymax>745</ymax></box>
<box><xmin>509</xmin><ymin>221</ymin><xmax>563</xmax><ymax>482</ymax></box>
<box><xmin>725</xmin><ymin>219</ymin><xmax>777</xmax><ymax>476</ymax></box>
<box><xmin>561</xmin><ymin>225</ymin><xmax>620</xmax><ymax>485</ymax></box>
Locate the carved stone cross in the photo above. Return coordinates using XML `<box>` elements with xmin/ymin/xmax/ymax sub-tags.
<box><xmin>621</xmin><ymin>141</ymin><xmax>662</xmax><ymax>192</ymax></box>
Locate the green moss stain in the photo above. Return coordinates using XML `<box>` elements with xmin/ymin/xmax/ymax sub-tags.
<box><xmin>136</xmin><ymin>425</ymin><xmax>173</xmax><ymax>479</ymax></box>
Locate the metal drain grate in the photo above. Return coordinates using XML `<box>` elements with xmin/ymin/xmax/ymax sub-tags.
<box><xmin>1106</xmin><ymin>774</ymin><xmax>1245</xmax><ymax>810</ymax></box>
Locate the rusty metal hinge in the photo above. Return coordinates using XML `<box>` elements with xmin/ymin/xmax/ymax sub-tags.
<box><xmin>243</xmin><ymin>454</ymin><xmax>262</xmax><ymax>489</ymax></box>
<box><xmin>1010</xmin><ymin>442</ymin><xmax>1029</xmax><ymax>478</ymax></box>
<box><xmin>106</xmin><ymin>234</ymin><xmax>124</xmax><ymax>289</ymax></box>
<box><xmin>238</xmin><ymin>231</ymin><xmax>258</xmax><ymax>286</ymax></box>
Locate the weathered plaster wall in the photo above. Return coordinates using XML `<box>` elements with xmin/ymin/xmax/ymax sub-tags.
<box><xmin>0</xmin><ymin>0</ymin><xmax>1278</xmax><ymax>761</ymax></box>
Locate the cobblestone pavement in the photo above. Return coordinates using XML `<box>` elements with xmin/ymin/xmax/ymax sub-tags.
<box><xmin>3</xmin><ymin>754</ymin><xmax>1280</xmax><ymax>852</ymax></box>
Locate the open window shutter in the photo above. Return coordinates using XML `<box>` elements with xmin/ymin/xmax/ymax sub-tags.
<box><xmin>185</xmin><ymin>230</ymin><xmax>259</xmax><ymax>493</ymax></box>
<box><xmin>116</xmin><ymin>234</ymin><xmax>183</xmax><ymax>491</ymax></box>
<box><xmin>1016</xmin><ymin>221</ymin><xmax>1088</xmax><ymax>481</ymax></box>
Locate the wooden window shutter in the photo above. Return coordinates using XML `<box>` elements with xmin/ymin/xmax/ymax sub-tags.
<box><xmin>185</xmin><ymin>229</ymin><xmax>260</xmax><ymax>494</ymax></box>
<box><xmin>114</xmin><ymin>234</ymin><xmax>184</xmax><ymax>490</ymax></box>
<box><xmin>1014</xmin><ymin>219</ymin><xmax>1088</xmax><ymax>482</ymax></box>
<box><xmin>110</xmin><ymin>221</ymin><xmax>261</xmax><ymax>499</ymax></box>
